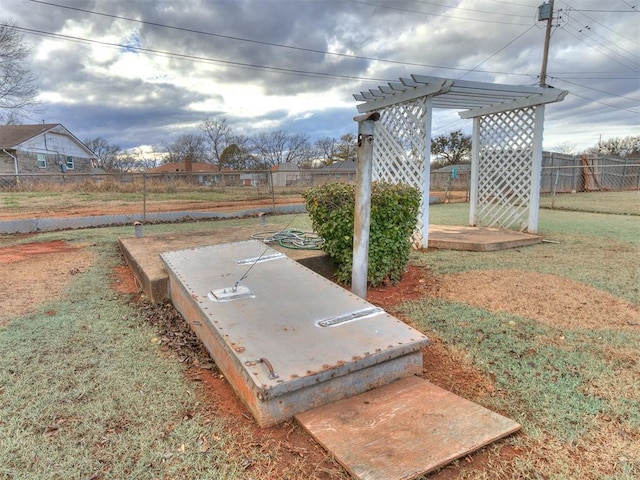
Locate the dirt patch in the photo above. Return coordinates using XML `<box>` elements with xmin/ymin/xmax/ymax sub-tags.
<box><xmin>435</xmin><ymin>269</ymin><xmax>640</xmax><ymax>330</ymax></box>
<box><xmin>0</xmin><ymin>240</ymin><xmax>94</xmax><ymax>326</ymax></box>
<box><xmin>366</xmin><ymin>267</ymin><xmax>497</xmax><ymax>400</ymax></box>
<box><xmin>1</xmin><ymin>197</ymin><xmax>304</xmax><ymax>220</ymax></box>
<box><xmin>189</xmin><ymin>368</ymin><xmax>346</xmax><ymax>478</ymax></box>
<box><xmin>111</xmin><ymin>265</ymin><xmax>139</xmax><ymax>295</ymax></box>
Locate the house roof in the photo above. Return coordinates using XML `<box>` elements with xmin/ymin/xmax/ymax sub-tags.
<box><xmin>318</xmin><ymin>160</ymin><xmax>357</xmax><ymax>172</ymax></box>
<box><xmin>147</xmin><ymin>162</ymin><xmax>237</xmax><ymax>174</ymax></box>
<box><xmin>0</xmin><ymin>124</ymin><xmax>61</xmax><ymax>149</ymax></box>
<box><xmin>0</xmin><ymin>123</ymin><xmax>97</xmax><ymax>159</ymax></box>
<box><xmin>271</xmin><ymin>162</ymin><xmax>299</xmax><ymax>172</ymax></box>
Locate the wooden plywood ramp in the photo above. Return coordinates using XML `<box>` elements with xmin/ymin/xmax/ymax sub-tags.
<box><xmin>296</xmin><ymin>376</ymin><xmax>520</xmax><ymax>480</ymax></box>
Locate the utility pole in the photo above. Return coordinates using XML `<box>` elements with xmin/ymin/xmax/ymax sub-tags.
<box><xmin>538</xmin><ymin>0</ymin><xmax>554</xmax><ymax>87</ymax></box>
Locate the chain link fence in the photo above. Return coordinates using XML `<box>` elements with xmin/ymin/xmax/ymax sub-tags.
<box><xmin>540</xmin><ymin>153</ymin><xmax>640</xmax><ymax>216</ymax></box>
<box><xmin>1</xmin><ymin>153</ymin><xmax>637</xmax><ymax>225</ymax></box>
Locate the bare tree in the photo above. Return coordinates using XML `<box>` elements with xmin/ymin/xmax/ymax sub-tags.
<box><xmin>164</xmin><ymin>133</ymin><xmax>208</xmax><ymax>171</ymax></box>
<box><xmin>588</xmin><ymin>135</ymin><xmax>640</xmax><ymax>157</ymax></box>
<box><xmin>0</xmin><ymin>21</ymin><xmax>39</xmax><ymax>123</ymax></box>
<box><xmin>250</xmin><ymin>130</ymin><xmax>313</xmax><ymax>168</ymax></box>
<box><xmin>200</xmin><ymin>117</ymin><xmax>232</xmax><ymax>168</ymax></box>
<box><xmin>430</xmin><ymin>129</ymin><xmax>472</xmax><ymax>168</ymax></box>
<box><xmin>551</xmin><ymin>141</ymin><xmax>577</xmax><ymax>155</ymax></box>
<box><xmin>314</xmin><ymin>137</ymin><xmax>335</xmax><ymax>165</ymax></box>
<box><xmin>129</xmin><ymin>146</ymin><xmax>163</xmax><ymax>170</ymax></box>
<box><xmin>84</xmin><ymin>137</ymin><xmax>122</xmax><ymax>171</ymax></box>
<box><xmin>333</xmin><ymin>133</ymin><xmax>357</xmax><ymax>163</ymax></box>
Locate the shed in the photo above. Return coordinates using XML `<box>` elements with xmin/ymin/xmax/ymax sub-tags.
<box><xmin>353</xmin><ymin>75</ymin><xmax>568</xmax><ymax>247</ymax></box>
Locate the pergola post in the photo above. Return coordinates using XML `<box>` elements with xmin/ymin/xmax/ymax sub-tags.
<box><xmin>419</xmin><ymin>96</ymin><xmax>433</xmax><ymax>248</ymax></box>
<box><xmin>528</xmin><ymin>105</ymin><xmax>545</xmax><ymax>233</ymax></box>
<box><xmin>351</xmin><ymin>112</ymin><xmax>380</xmax><ymax>299</ymax></box>
<box><xmin>469</xmin><ymin>116</ymin><xmax>481</xmax><ymax>226</ymax></box>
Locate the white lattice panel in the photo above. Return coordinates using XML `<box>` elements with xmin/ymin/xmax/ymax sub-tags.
<box><xmin>373</xmin><ymin>99</ymin><xmax>428</xmax><ymax>246</ymax></box>
<box><xmin>477</xmin><ymin>107</ymin><xmax>536</xmax><ymax>231</ymax></box>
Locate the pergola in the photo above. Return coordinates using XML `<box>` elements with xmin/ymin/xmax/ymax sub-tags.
<box><xmin>349</xmin><ymin>75</ymin><xmax>567</xmax><ymax>297</ymax></box>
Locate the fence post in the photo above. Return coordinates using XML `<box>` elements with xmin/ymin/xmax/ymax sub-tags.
<box><xmin>551</xmin><ymin>167</ymin><xmax>559</xmax><ymax>209</ymax></box>
<box><xmin>268</xmin><ymin>170</ymin><xmax>276</xmax><ymax>212</ymax></box>
<box><xmin>143</xmin><ymin>173</ymin><xmax>147</xmax><ymax>223</ymax></box>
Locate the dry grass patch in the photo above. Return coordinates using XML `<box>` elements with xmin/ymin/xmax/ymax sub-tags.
<box><xmin>436</xmin><ymin>269</ymin><xmax>640</xmax><ymax>330</ymax></box>
<box><xmin>0</xmin><ymin>240</ymin><xmax>94</xmax><ymax>326</ymax></box>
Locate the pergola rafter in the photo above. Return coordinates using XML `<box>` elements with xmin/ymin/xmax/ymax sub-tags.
<box><xmin>353</xmin><ymin>74</ymin><xmax>568</xmax><ymax>248</ymax></box>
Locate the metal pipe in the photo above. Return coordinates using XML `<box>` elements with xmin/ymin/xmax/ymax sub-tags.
<box><xmin>351</xmin><ymin>112</ymin><xmax>379</xmax><ymax>299</ymax></box>
<box><xmin>2</xmin><ymin>149</ymin><xmax>19</xmax><ymax>176</ymax></box>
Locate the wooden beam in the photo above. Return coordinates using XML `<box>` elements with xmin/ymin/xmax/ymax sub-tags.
<box><xmin>458</xmin><ymin>90</ymin><xmax>568</xmax><ymax>119</ymax></box>
<box><xmin>355</xmin><ymin>78</ymin><xmax>453</xmax><ymax>113</ymax></box>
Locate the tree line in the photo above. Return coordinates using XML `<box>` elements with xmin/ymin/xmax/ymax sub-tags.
<box><xmin>85</xmin><ymin>118</ymin><xmax>358</xmax><ymax>173</ymax></box>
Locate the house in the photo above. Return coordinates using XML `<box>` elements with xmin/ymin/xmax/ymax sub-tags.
<box><xmin>0</xmin><ymin>123</ymin><xmax>97</xmax><ymax>175</ymax></box>
<box><xmin>146</xmin><ymin>162</ymin><xmax>242</xmax><ymax>186</ymax></box>
<box><xmin>314</xmin><ymin>159</ymin><xmax>357</xmax><ymax>184</ymax></box>
<box><xmin>271</xmin><ymin>161</ymin><xmax>304</xmax><ymax>187</ymax></box>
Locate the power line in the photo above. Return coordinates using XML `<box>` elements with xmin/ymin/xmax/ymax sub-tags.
<box><xmin>563</xmin><ymin>23</ymin><xmax>640</xmax><ymax>69</ymax></box>
<box><xmin>11</xmin><ymin>23</ymin><xmax>534</xmax><ymax>87</ymax></box>
<box><xmin>26</xmin><ymin>0</ymin><xmax>533</xmax><ymax>77</ymax></box>
<box><xmin>9</xmin><ymin>25</ymin><xmax>392</xmax><ymax>83</ymax></box>
<box><xmin>482</xmin><ymin>0</ymin><xmax>535</xmax><ymax>7</ymax></box>
<box><xmin>560</xmin><ymin>1</ymin><xmax>640</xmax><ymax>46</ymax></box>
<box><xmin>553</xmin><ymin>86</ymin><xmax>640</xmax><ymax>115</ymax></box>
<box><xmin>561</xmin><ymin>7</ymin><xmax>640</xmax><ymax>64</ymax></box>
<box><xmin>408</xmin><ymin>0</ymin><xmax>532</xmax><ymax>18</ymax></box>
<box><xmin>568</xmin><ymin>9</ymin><xmax>639</xmax><ymax>12</ymax></box>
<box><xmin>458</xmin><ymin>25</ymin><xmax>537</xmax><ymax>80</ymax></box>
<box><xmin>550</xmin><ymin>76</ymin><xmax>640</xmax><ymax>103</ymax></box>
<box><xmin>559</xmin><ymin>24</ymin><xmax>640</xmax><ymax>71</ymax></box>
<box><xmin>346</xmin><ymin>0</ymin><xmax>532</xmax><ymax>25</ymax></box>
<box><xmin>548</xmin><ymin>74</ymin><xmax>639</xmax><ymax>79</ymax></box>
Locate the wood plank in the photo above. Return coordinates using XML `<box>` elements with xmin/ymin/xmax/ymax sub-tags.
<box><xmin>296</xmin><ymin>376</ymin><xmax>520</xmax><ymax>480</ymax></box>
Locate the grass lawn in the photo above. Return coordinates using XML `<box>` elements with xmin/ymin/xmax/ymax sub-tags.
<box><xmin>0</xmin><ymin>209</ymin><xmax>638</xmax><ymax>479</ymax></box>
<box><xmin>539</xmin><ymin>190</ymin><xmax>640</xmax><ymax>216</ymax></box>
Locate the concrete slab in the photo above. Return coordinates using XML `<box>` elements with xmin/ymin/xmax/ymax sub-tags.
<box><xmin>296</xmin><ymin>376</ymin><xmax>521</xmax><ymax>480</ymax></box>
<box><xmin>161</xmin><ymin>240</ymin><xmax>428</xmax><ymax>426</ymax></box>
<box><xmin>428</xmin><ymin>225</ymin><xmax>542</xmax><ymax>251</ymax></box>
<box><xmin>118</xmin><ymin>225</ymin><xmax>334</xmax><ymax>303</ymax></box>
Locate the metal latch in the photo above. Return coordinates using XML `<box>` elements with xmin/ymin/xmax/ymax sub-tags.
<box><xmin>208</xmin><ymin>285</ymin><xmax>254</xmax><ymax>302</ymax></box>
<box><xmin>316</xmin><ymin>306</ymin><xmax>384</xmax><ymax>327</ymax></box>
<box><xmin>235</xmin><ymin>252</ymin><xmax>284</xmax><ymax>265</ymax></box>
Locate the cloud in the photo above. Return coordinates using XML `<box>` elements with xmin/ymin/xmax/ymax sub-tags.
<box><xmin>1</xmin><ymin>0</ymin><xmax>637</xmax><ymax>152</ymax></box>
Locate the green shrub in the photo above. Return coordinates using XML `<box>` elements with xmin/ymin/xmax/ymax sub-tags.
<box><xmin>304</xmin><ymin>181</ymin><xmax>420</xmax><ymax>286</ymax></box>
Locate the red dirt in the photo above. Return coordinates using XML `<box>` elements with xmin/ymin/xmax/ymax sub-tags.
<box><xmin>0</xmin><ymin>239</ymin><xmax>83</xmax><ymax>263</ymax></box>
<box><xmin>0</xmin><ymin>240</ymin><xmax>94</xmax><ymax>325</ymax></box>
<box><xmin>1</xmin><ymin>197</ymin><xmax>304</xmax><ymax>220</ymax></box>
<box><xmin>111</xmin><ymin>265</ymin><xmax>139</xmax><ymax>295</ymax></box>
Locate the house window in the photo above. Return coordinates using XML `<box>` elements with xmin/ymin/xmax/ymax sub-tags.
<box><xmin>65</xmin><ymin>156</ymin><xmax>74</xmax><ymax>169</ymax></box>
<box><xmin>37</xmin><ymin>153</ymin><xmax>47</xmax><ymax>168</ymax></box>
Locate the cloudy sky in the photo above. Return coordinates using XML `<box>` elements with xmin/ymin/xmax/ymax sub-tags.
<box><xmin>2</xmin><ymin>0</ymin><xmax>638</xmax><ymax>153</ymax></box>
